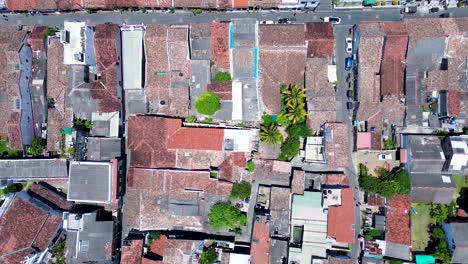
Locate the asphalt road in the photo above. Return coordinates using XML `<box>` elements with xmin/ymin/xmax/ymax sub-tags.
<box><xmin>0</xmin><ymin>7</ymin><xmax>467</xmax><ymax>27</ymax></box>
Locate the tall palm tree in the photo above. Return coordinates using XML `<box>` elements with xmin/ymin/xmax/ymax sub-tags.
<box><xmin>260</xmin><ymin>123</ymin><xmax>284</xmax><ymax>146</ymax></box>
<box><xmin>285</xmin><ymin>102</ymin><xmax>308</xmax><ymax>124</ymax></box>
<box><xmin>282</xmin><ymin>85</ymin><xmax>307</xmax><ymax>108</ymax></box>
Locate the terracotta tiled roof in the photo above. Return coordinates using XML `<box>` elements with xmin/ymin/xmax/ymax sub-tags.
<box><xmin>386</xmin><ymin>194</ymin><xmax>411</xmax><ymax>245</ymax></box>
<box><xmin>448</xmin><ymin>89</ymin><xmax>460</xmax><ymax>116</ymax></box>
<box><xmin>163</xmin><ymin>240</ymin><xmax>197</xmax><ymax>264</ymax></box>
<box><xmin>84</xmin><ymin>0</ymin><xmax>171</xmax><ymax>9</ymax></box>
<box><xmin>324</xmin><ymin>123</ymin><xmax>349</xmax><ymax>169</ymax></box>
<box><xmin>249</xmin><ymin>0</ymin><xmax>279</xmax><ymax>7</ymax></box>
<box><xmin>173</xmin><ymin>0</ymin><xmax>218</xmax><ymax>7</ymax></box>
<box><xmin>380</xmin><ymin>58</ymin><xmax>405</xmax><ymax>97</ymax></box>
<box><xmin>292</xmin><ymin>170</ymin><xmax>305</xmax><ymax>195</ymax></box>
<box><xmin>127</xmin><ymin>116</ymin><xmax>224</xmax><ymax>168</ymax></box>
<box><xmin>46</xmin><ymin>38</ymin><xmax>73</xmax><ymax>152</ymax></box>
<box><xmin>121</xmin><ymin>239</ymin><xmax>143</xmax><ymax>264</ymax></box>
<box><xmin>0</xmin><ymin>195</ymin><xmax>61</xmax><ymax>263</ymax></box>
<box><xmin>405</xmin><ymin>18</ymin><xmax>445</xmax><ymax>39</ymax></box>
<box><xmin>92</xmin><ymin>24</ymin><xmax>121</xmax><ymax>113</ymax></box>
<box><xmin>211</xmin><ymin>22</ymin><xmax>230</xmax><ymax>70</ymax></box>
<box><xmin>126</xmin><ymin>168</ymin><xmax>232</xmax><ymax>231</ymax></box>
<box><xmin>28</xmin><ymin>26</ymin><xmax>47</xmax><ymax>52</ymax></box>
<box><xmin>233</xmin><ymin>0</ymin><xmax>248</xmax><ymax>7</ymax></box>
<box><xmin>259</xmin><ymin>25</ymin><xmax>305</xmax><ymax>47</ymax></box>
<box><xmin>367</xmin><ymin>194</ymin><xmax>385</xmax><ymax>207</ymax></box>
<box><xmin>207</xmin><ymin>81</ymin><xmax>232</xmax><ymax>101</ymax></box>
<box><xmin>251</xmin><ymin>217</ymin><xmax>270</xmax><ymax>264</ymax></box>
<box><xmin>258</xmin><ymin>49</ymin><xmax>306</xmax><ymax>114</ymax></box>
<box><xmin>305</xmin><ymin>22</ymin><xmax>334</xmax><ymax>58</ymax></box>
<box><xmin>327</xmin><ymin>188</ymin><xmax>355</xmax><ymax>243</ymax></box>
<box><xmin>323</xmin><ymin>174</ymin><xmax>349</xmax><ymax>186</ymax></box>
<box><xmin>0</xmin><ymin>27</ymin><xmax>28</xmax><ymax>150</ymax></box>
<box><xmin>150</xmin><ymin>235</ymin><xmax>167</xmax><ymax>257</ymax></box>
<box><xmin>28</xmin><ymin>182</ymin><xmax>73</xmax><ymax>211</ymax></box>
<box><xmin>6</xmin><ymin>0</ymin><xmax>81</xmax><ymax>11</ymax></box>
<box><xmin>218</xmin><ymin>152</ymin><xmax>246</xmax><ymax>182</ymax></box>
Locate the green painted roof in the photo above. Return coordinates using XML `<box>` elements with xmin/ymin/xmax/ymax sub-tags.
<box><xmin>416</xmin><ymin>255</ymin><xmax>435</xmax><ymax>264</ymax></box>
<box><xmin>61</xmin><ymin>127</ymin><xmax>73</xmax><ymax>135</ymax></box>
<box><xmin>364</xmin><ymin>0</ymin><xmax>376</xmax><ymax>5</ymax></box>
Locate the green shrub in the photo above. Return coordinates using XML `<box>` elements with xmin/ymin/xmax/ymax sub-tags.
<box><xmin>44</xmin><ymin>28</ymin><xmax>56</xmax><ymax>37</ymax></box>
<box><xmin>204</xmin><ymin>117</ymin><xmax>213</xmax><ymax>123</ymax></box>
<box><xmin>195</xmin><ymin>92</ymin><xmax>221</xmax><ymax>116</ymax></box>
<box><xmin>212</xmin><ymin>72</ymin><xmax>231</xmax><ymax>82</ymax></box>
<box><xmin>192</xmin><ymin>8</ymin><xmax>203</xmax><ymax>14</ymax></box>
<box><xmin>430</xmin><ymin>202</ymin><xmax>457</xmax><ymax>223</ymax></box>
<box><xmin>389</xmin><ymin>259</ymin><xmax>403</xmax><ymax>264</ymax></box>
<box><xmin>359</xmin><ymin>167</ymin><xmax>410</xmax><ymax>198</ymax></box>
<box><xmin>146</xmin><ymin>231</ymin><xmax>161</xmax><ymax>247</ymax></box>
<box><xmin>186</xmin><ymin>115</ymin><xmax>196</xmax><ymax>123</ymax></box>
<box><xmin>127</xmin><ymin>7</ymin><xmax>133</xmax><ymax>11</ymax></box>
<box><xmin>140</xmin><ymin>7</ymin><xmax>146</xmax><ymax>12</ymax></box>
<box><xmin>170</xmin><ymin>7</ymin><xmax>175</xmax><ymax>13</ymax></box>
<box><xmin>364</xmin><ymin>228</ymin><xmax>382</xmax><ymax>240</ymax></box>
<box><xmin>231</xmin><ymin>181</ymin><xmax>251</xmax><ymax>200</ymax></box>
<box><xmin>52</xmin><ymin>239</ymin><xmax>66</xmax><ymax>264</ymax></box>
<box><xmin>246</xmin><ymin>160</ymin><xmax>256</xmax><ymax>172</ymax></box>
<box><xmin>210</xmin><ymin>171</ymin><xmax>218</xmax><ymax>178</ymax></box>
<box><xmin>383</xmin><ymin>137</ymin><xmax>395</xmax><ymax>150</ymax></box>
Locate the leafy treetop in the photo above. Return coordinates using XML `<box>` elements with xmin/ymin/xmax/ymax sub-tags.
<box><xmin>212</xmin><ymin>72</ymin><xmax>231</xmax><ymax>82</ymax></box>
<box><xmin>195</xmin><ymin>92</ymin><xmax>221</xmax><ymax>116</ymax></box>
<box><xmin>200</xmin><ymin>247</ymin><xmax>218</xmax><ymax>264</ymax></box>
<box><xmin>209</xmin><ymin>201</ymin><xmax>247</xmax><ymax>232</ymax></box>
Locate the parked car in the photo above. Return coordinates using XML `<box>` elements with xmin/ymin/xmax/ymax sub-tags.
<box><xmin>347</xmin><ymin>90</ymin><xmax>354</xmax><ymax>98</ymax></box>
<box><xmin>378</xmin><ymin>154</ymin><xmax>392</xmax><ymax>160</ymax></box>
<box><xmin>429</xmin><ymin>7</ymin><xmax>439</xmax><ymax>13</ymax></box>
<box><xmin>345</xmin><ymin>57</ymin><xmax>353</xmax><ymax>71</ymax></box>
<box><xmin>347</xmin><ymin>102</ymin><xmax>353</xmax><ymax>110</ymax></box>
<box><xmin>323</xmin><ymin>16</ymin><xmax>341</xmax><ymax>24</ymax></box>
<box><xmin>346</xmin><ymin>37</ymin><xmax>353</xmax><ymax>53</ymax></box>
<box><xmin>402</xmin><ymin>6</ymin><xmax>417</xmax><ymax>14</ymax></box>
<box><xmin>260</xmin><ymin>20</ymin><xmax>274</xmax><ymax>24</ymax></box>
<box><xmin>440</xmin><ymin>13</ymin><xmax>450</xmax><ymax>18</ymax></box>
<box><xmin>278</xmin><ymin>18</ymin><xmax>288</xmax><ymax>24</ymax></box>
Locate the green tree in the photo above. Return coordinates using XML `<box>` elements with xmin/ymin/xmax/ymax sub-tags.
<box><xmin>200</xmin><ymin>247</ymin><xmax>218</xmax><ymax>264</ymax></box>
<box><xmin>27</xmin><ymin>138</ymin><xmax>44</xmax><ymax>156</ymax></box>
<box><xmin>212</xmin><ymin>71</ymin><xmax>231</xmax><ymax>82</ymax></box>
<box><xmin>246</xmin><ymin>160</ymin><xmax>256</xmax><ymax>172</ymax></box>
<box><xmin>393</xmin><ymin>169</ymin><xmax>410</xmax><ymax>194</ymax></box>
<box><xmin>276</xmin><ymin>111</ymin><xmax>291</xmax><ymax>127</ymax></box>
<box><xmin>231</xmin><ymin>181</ymin><xmax>251</xmax><ymax>199</ymax></box>
<box><xmin>191</xmin><ymin>8</ymin><xmax>203</xmax><ymax>15</ymax></box>
<box><xmin>430</xmin><ymin>202</ymin><xmax>456</xmax><ymax>223</ymax></box>
<box><xmin>284</xmin><ymin>102</ymin><xmax>308</xmax><ymax>124</ymax></box>
<box><xmin>286</xmin><ymin>122</ymin><xmax>313</xmax><ymax>138</ymax></box>
<box><xmin>195</xmin><ymin>92</ymin><xmax>221</xmax><ymax>115</ymax></box>
<box><xmin>260</xmin><ymin>123</ymin><xmax>283</xmax><ymax>146</ymax></box>
<box><xmin>282</xmin><ymin>84</ymin><xmax>306</xmax><ymax>108</ymax></box>
<box><xmin>278</xmin><ymin>136</ymin><xmax>300</xmax><ymax>161</ymax></box>
<box><xmin>209</xmin><ymin>201</ymin><xmax>247</xmax><ymax>231</ymax></box>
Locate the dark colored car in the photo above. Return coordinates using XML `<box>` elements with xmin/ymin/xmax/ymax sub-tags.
<box><xmin>345</xmin><ymin>57</ymin><xmax>353</xmax><ymax>71</ymax></box>
<box><xmin>347</xmin><ymin>90</ymin><xmax>354</xmax><ymax>98</ymax></box>
<box><xmin>278</xmin><ymin>18</ymin><xmax>287</xmax><ymax>24</ymax></box>
<box><xmin>429</xmin><ymin>7</ymin><xmax>439</xmax><ymax>13</ymax></box>
<box><xmin>347</xmin><ymin>102</ymin><xmax>354</xmax><ymax>110</ymax></box>
<box><xmin>440</xmin><ymin>13</ymin><xmax>450</xmax><ymax>18</ymax></box>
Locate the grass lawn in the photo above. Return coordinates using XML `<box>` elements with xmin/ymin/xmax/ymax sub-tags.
<box><xmin>411</xmin><ymin>203</ymin><xmax>434</xmax><ymax>251</ymax></box>
<box><xmin>0</xmin><ymin>140</ymin><xmax>22</xmax><ymax>158</ymax></box>
<box><xmin>453</xmin><ymin>174</ymin><xmax>468</xmax><ymax>199</ymax></box>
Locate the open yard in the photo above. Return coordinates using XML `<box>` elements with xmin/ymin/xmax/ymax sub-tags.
<box><xmin>411</xmin><ymin>203</ymin><xmax>435</xmax><ymax>252</ymax></box>
<box><xmin>0</xmin><ymin>140</ymin><xmax>22</xmax><ymax>158</ymax></box>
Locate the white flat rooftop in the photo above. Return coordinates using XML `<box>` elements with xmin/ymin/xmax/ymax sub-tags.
<box><xmin>121</xmin><ymin>27</ymin><xmax>144</xmax><ymax>90</ymax></box>
<box><xmin>63</xmin><ymin>21</ymin><xmax>86</xmax><ymax>65</ymax></box>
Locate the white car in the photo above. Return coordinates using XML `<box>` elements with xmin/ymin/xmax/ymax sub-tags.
<box><xmin>378</xmin><ymin>154</ymin><xmax>392</xmax><ymax>161</ymax></box>
<box><xmin>323</xmin><ymin>16</ymin><xmax>341</xmax><ymax>25</ymax></box>
<box><xmin>346</xmin><ymin>37</ymin><xmax>353</xmax><ymax>53</ymax></box>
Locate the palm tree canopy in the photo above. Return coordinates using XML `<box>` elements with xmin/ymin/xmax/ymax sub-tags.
<box><xmin>260</xmin><ymin>123</ymin><xmax>283</xmax><ymax>145</ymax></box>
